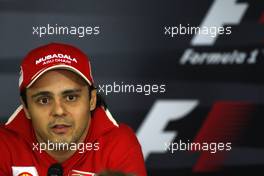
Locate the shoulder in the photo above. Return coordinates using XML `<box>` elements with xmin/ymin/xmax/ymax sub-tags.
<box><xmin>0</xmin><ymin>127</ymin><xmax>35</xmax><ymax>175</ymax></box>
<box><xmin>98</xmin><ymin>123</ymin><xmax>142</xmax><ymax>155</ymax></box>
<box><xmin>0</xmin><ymin>126</ymin><xmax>23</xmax><ymax>148</ymax></box>
<box><xmin>105</xmin><ymin>124</ymin><xmax>139</xmax><ymax>145</ymax></box>
<box><xmin>111</xmin><ymin>124</ymin><xmax>137</xmax><ymax>137</ymax></box>
<box><xmin>98</xmin><ymin>124</ymin><xmax>146</xmax><ymax>175</ymax></box>
<box><xmin>0</xmin><ymin>126</ymin><xmax>17</xmax><ymax>140</ymax></box>
<box><xmin>0</xmin><ymin>127</ymin><xmax>19</xmax><ymax>172</ymax></box>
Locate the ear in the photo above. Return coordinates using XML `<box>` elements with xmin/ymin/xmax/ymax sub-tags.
<box><xmin>20</xmin><ymin>97</ymin><xmax>31</xmax><ymax>120</ymax></box>
<box><xmin>89</xmin><ymin>89</ymin><xmax>97</xmax><ymax>111</ymax></box>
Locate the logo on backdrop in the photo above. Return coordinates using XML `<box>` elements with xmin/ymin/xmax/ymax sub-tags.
<box><xmin>137</xmin><ymin>0</ymin><xmax>258</xmax><ymax>161</ymax></box>
<box><xmin>178</xmin><ymin>0</ymin><xmax>264</xmax><ymax>66</ymax></box>
<box><xmin>137</xmin><ymin>100</ymin><xmax>199</xmax><ymax>159</ymax></box>
<box><xmin>191</xmin><ymin>0</ymin><xmax>248</xmax><ymax>46</ymax></box>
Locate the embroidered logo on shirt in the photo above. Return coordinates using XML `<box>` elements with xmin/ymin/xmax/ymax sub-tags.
<box><xmin>18</xmin><ymin>172</ymin><xmax>33</xmax><ymax>176</ymax></box>
<box><xmin>69</xmin><ymin>169</ymin><xmax>95</xmax><ymax>176</ymax></box>
<box><xmin>12</xmin><ymin>166</ymin><xmax>38</xmax><ymax>176</ymax></box>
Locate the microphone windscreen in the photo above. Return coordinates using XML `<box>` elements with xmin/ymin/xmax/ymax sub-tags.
<box><xmin>47</xmin><ymin>163</ymin><xmax>63</xmax><ymax>176</ymax></box>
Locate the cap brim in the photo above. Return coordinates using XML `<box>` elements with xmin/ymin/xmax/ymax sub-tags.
<box><xmin>27</xmin><ymin>65</ymin><xmax>92</xmax><ymax>89</ymax></box>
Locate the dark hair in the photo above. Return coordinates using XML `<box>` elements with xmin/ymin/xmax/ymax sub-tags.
<box><xmin>93</xmin><ymin>87</ymin><xmax>107</xmax><ymax>110</ymax></box>
<box><xmin>20</xmin><ymin>85</ymin><xmax>107</xmax><ymax>110</ymax></box>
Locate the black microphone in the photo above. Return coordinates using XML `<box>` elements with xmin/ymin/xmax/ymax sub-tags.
<box><xmin>47</xmin><ymin>163</ymin><xmax>63</xmax><ymax>176</ymax></box>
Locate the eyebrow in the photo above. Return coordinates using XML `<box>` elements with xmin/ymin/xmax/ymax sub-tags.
<box><xmin>31</xmin><ymin>89</ymin><xmax>82</xmax><ymax>98</ymax></box>
<box><xmin>31</xmin><ymin>91</ymin><xmax>52</xmax><ymax>98</ymax></box>
<box><xmin>62</xmin><ymin>89</ymin><xmax>82</xmax><ymax>95</ymax></box>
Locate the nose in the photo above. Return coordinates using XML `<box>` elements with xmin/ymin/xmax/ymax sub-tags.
<box><xmin>51</xmin><ymin>99</ymin><xmax>66</xmax><ymax>118</ymax></box>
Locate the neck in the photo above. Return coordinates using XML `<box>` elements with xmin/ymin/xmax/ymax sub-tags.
<box><xmin>47</xmin><ymin>149</ymin><xmax>76</xmax><ymax>163</ymax></box>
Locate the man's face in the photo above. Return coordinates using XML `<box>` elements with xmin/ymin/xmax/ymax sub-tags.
<box><xmin>23</xmin><ymin>69</ymin><xmax>96</xmax><ymax>146</ymax></box>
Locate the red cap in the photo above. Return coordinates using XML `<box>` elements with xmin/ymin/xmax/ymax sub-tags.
<box><xmin>19</xmin><ymin>42</ymin><xmax>94</xmax><ymax>92</ymax></box>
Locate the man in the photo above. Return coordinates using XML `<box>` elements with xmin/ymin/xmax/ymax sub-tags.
<box><xmin>0</xmin><ymin>43</ymin><xmax>147</xmax><ymax>176</ymax></box>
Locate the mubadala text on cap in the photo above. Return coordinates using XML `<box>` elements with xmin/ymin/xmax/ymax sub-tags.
<box><xmin>35</xmin><ymin>53</ymin><xmax>78</xmax><ymax>65</ymax></box>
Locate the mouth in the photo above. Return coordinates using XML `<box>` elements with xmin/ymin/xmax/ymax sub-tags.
<box><xmin>51</xmin><ymin>124</ymin><xmax>72</xmax><ymax>134</ymax></box>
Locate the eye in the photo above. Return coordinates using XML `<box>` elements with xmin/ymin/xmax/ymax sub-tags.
<box><xmin>37</xmin><ymin>97</ymin><xmax>50</xmax><ymax>105</ymax></box>
<box><xmin>66</xmin><ymin>95</ymin><xmax>78</xmax><ymax>102</ymax></box>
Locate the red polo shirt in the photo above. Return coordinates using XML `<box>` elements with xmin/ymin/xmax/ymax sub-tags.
<box><xmin>0</xmin><ymin>106</ymin><xmax>147</xmax><ymax>176</ymax></box>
